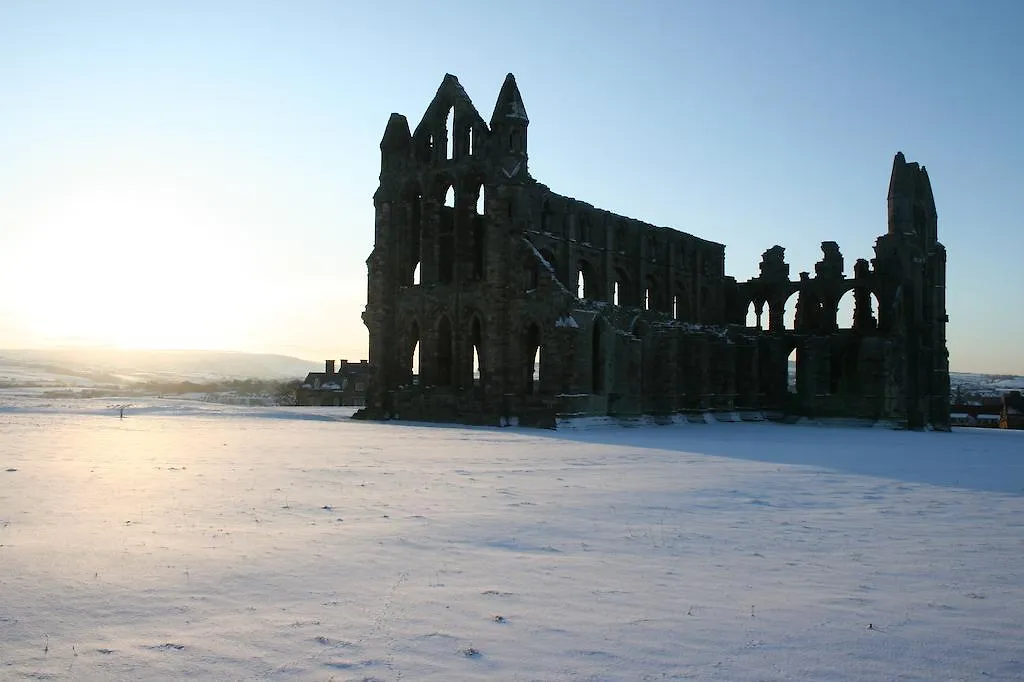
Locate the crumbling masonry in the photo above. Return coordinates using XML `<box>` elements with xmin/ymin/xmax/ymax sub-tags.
<box><xmin>354</xmin><ymin>73</ymin><xmax>950</xmax><ymax>430</ymax></box>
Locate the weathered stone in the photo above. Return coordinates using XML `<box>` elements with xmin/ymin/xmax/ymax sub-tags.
<box><xmin>355</xmin><ymin>74</ymin><xmax>950</xmax><ymax>431</ymax></box>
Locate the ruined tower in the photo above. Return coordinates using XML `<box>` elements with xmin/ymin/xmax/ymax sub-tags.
<box><xmin>356</xmin><ymin>74</ymin><xmax>950</xmax><ymax>431</ymax></box>
<box><xmin>872</xmin><ymin>152</ymin><xmax>950</xmax><ymax>429</ymax></box>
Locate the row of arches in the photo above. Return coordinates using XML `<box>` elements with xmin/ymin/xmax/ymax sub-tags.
<box><xmin>743</xmin><ymin>288</ymin><xmax>881</xmax><ymax>332</ymax></box>
<box><xmin>402</xmin><ymin>313</ymin><xmax>614</xmax><ymax>398</ymax></box>
<box><xmin>417</xmin><ymin>106</ymin><xmax>481</xmax><ymax>164</ymax></box>
<box><xmin>402</xmin><ymin>315</ymin><xmax>547</xmax><ymax>396</ymax></box>
<box><xmin>573</xmin><ymin>260</ymin><xmax>695</xmax><ymax>319</ymax></box>
<box><xmin>402</xmin><ymin>184</ymin><xmax>487</xmax><ymax>287</ymax></box>
<box><xmin>533</xmin><ymin>197</ymin><xmax>699</xmax><ymax>268</ymax></box>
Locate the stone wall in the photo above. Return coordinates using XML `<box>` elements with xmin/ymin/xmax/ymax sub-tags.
<box><xmin>355</xmin><ymin>74</ymin><xmax>950</xmax><ymax>431</ymax></box>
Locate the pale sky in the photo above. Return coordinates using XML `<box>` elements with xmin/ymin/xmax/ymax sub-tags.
<box><xmin>1</xmin><ymin>1</ymin><xmax>1021</xmax><ymax>374</ymax></box>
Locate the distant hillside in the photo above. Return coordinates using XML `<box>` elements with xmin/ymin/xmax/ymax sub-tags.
<box><xmin>784</xmin><ymin>361</ymin><xmax>1023</xmax><ymax>400</ymax></box>
<box><xmin>950</xmin><ymin>372</ymin><xmax>1024</xmax><ymax>399</ymax></box>
<box><xmin>0</xmin><ymin>348</ymin><xmax>320</xmax><ymax>386</ymax></box>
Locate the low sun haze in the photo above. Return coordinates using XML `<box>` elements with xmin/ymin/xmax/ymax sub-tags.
<box><xmin>0</xmin><ymin>1</ymin><xmax>1021</xmax><ymax>374</ymax></box>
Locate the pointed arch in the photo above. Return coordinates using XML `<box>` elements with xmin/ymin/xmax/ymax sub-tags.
<box><xmin>782</xmin><ymin>289</ymin><xmax>801</xmax><ymax>331</ymax></box>
<box><xmin>509</xmin><ymin>128</ymin><xmax>522</xmax><ymax>153</ymax></box>
<box><xmin>438</xmin><ymin>183</ymin><xmax>456</xmax><ymax>284</ymax></box>
<box><xmin>470</xmin><ymin>315</ymin><xmax>484</xmax><ymax>387</ymax></box>
<box><xmin>787</xmin><ymin>346</ymin><xmax>797</xmax><ymax>394</ymax></box>
<box><xmin>460</xmin><ymin>176</ymin><xmax>486</xmax><ymax>282</ymax></box>
<box><xmin>613</xmin><ymin>267</ymin><xmax>631</xmax><ymax>306</ymax></box>
<box><xmin>404</xmin><ymin>187</ymin><xmax>423</xmax><ymax>286</ymax></box>
<box><xmin>836</xmin><ymin>289</ymin><xmax>857</xmax><ymax>329</ymax></box>
<box><xmin>673</xmin><ymin>282</ymin><xmax>690</xmax><ymax>320</ymax></box>
<box><xmin>445</xmin><ymin>107</ymin><xmax>454</xmax><ymax>160</ymax></box>
<box><xmin>577</xmin><ymin>259</ymin><xmax>596</xmax><ymax>300</ymax></box>
<box><xmin>644</xmin><ymin>274</ymin><xmax>658</xmax><ymax>311</ymax></box>
<box><xmin>407</xmin><ymin>320</ymin><xmax>422</xmax><ymax>385</ymax></box>
<box><xmin>524</xmin><ymin>322</ymin><xmax>542</xmax><ymax>395</ymax></box>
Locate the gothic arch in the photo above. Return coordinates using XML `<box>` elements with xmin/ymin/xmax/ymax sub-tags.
<box><xmin>577</xmin><ymin>258</ymin><xmax>598</xmax><ymax>300</ymax></box>
<box><xmin>779</xmin><ymin>289</ymin><xmax>801</xmax><ymax>331</ymax></box>
<box><xmin>406</xmin><ymin>318</ymin><xmax>422</xmax><ymax>384</ymax></box>
<box><xmin>434</xmin><ymin>179</ymin><xmax>456</xmax><ymax>285</ymax></box>
<box><xmin>673</xmin><ymin>281</ymin><xmax>690</xmax><ymax>320</ymax></box>
<box><xmin>613</xmin><ymin>267</ymin><xmax>631</xmax><ymax>306</ymax></box>
<box><xmin>467</xmin><ymin>313</ymin><xmax>484</xmax><ymax>388</ymax></box>
<box><xmin>523</xmin><ymin>321</ymin><xmax>542</xmax><ymax>395</ymax></box>
<box><xmin>400</xmin><ymin>182</ymin><xmax>424</xmax><ymax>286</ymax></box>
<box><xmin>644</xmin><ymin>274</ymin><xmax>659</xmax><ymax>311</ymax></box>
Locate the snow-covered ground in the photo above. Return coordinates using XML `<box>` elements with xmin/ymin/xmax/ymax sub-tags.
<box><xmin>1</xmin><ymin>398</ymin><xmax>1022</xmax><ymax>681</ymax></box>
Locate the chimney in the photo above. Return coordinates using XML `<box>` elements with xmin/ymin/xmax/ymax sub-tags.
<box><xmin>339</xmin><ymin>359</ymin><xmax>348</xmax><ymax>372</ymax></box>
<box><xmin>325</xmin><ymin>360</ymin><xmax>335</xmax><ymax>375</ymax></box>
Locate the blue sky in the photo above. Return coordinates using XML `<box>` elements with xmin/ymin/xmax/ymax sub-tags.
<box><xmin>0</xmin><ymin>0</ymin><xmax>1020</xmax><ymax>373</ymax></box>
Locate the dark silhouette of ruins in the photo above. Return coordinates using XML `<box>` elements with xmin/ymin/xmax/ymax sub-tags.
<box><xmin>354</xmin><ymin>73</ymin><xmax>950</xmax><ymax>430</ymax></box>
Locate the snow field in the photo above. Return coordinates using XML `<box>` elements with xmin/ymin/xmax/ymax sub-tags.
<box><xmin>1</xmin><ymin>400</ymin><xmax>1022</xmax><ymax>680</ymax></box>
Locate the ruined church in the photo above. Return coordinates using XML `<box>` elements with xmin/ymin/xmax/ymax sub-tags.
<box><xmin>354</xmin><ymin>73</ymin><xmax>950</xmax><ymax>430</ymax></box>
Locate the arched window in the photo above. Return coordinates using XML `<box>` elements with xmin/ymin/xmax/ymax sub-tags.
<box><xmin>438</xmin><ymin>186</ymin><xmax>455</xmax><ymax>284</ymax></box>
<box><xmin>745</xmin><ymin>301</ymin><xmax>759</xmax><ymax>328</ymax></box>
<box><xmin>524</xmin><ymin>323</ymin><xmax>541</xmax><ymax>394</ymax></box>
<box><xmin>644</xmin><ymin>275</ymin><xmax>657</xmax><ymax>311</ymax></box>
<box><xmin>471</xmin><ymin>317</ymin><xmax>483</xmax><ymax>387</ymax></box>
<box><xmin>408</xmin><ymin>321</ymin><xmax>421</xmax><ymax>385</ymax></box>
<box><xmin>445</xmin><ymin>108</ymin><xmax>454</xmax><ymax>159</ymax></box>
<box><xmin>613</xmin><ymin>268</ymin><xmax>630</xmax><ymax>306</ymax></box>
<box><xmin>673</xmin><ymin>283</ymin><xmax>689</xmax><ymax>320</ymax></box>
<box><xmin>577</xmin><ymin>260</ymin><xmax>596</xmax><ymax>300</ymax></box>
<box><xmin>408</xmin><ymin>193</ymin><xmax>422</xmax><ymax>286</ymax></box>
<box><xmin>787</xmin><ymin>346</ymin><xmax>797</xmax><ymax>394</ymax></box>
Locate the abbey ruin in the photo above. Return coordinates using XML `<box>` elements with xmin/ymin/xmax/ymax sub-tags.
<box><xmin>354</xmin><ymin>73</ymin><xmax>950</xmax><ymax>430</ymax></box>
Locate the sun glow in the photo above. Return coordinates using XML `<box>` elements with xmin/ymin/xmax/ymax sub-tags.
<box><xmin>10</xmin><ymin>180</ymin><xmax>253</xmax><ymax>350</ymax></box>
